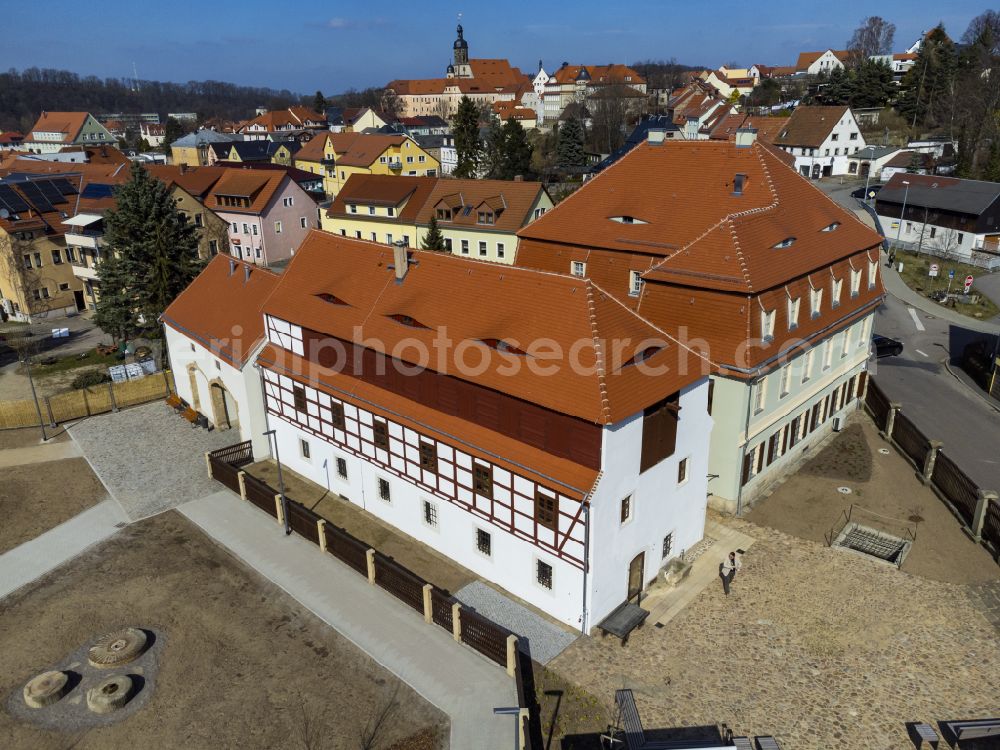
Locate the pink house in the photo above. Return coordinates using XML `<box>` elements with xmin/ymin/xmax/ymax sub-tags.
<box><xmin>206</xmin><ymin>168</ymin><xmax>318</xmax><ymax>265</ymax></box>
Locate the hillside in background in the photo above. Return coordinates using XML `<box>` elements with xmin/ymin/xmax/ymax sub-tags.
<box><xmin>0</xmin><ymin>67</ymin><xmax>305</xmax><ymax>131</ymax></box>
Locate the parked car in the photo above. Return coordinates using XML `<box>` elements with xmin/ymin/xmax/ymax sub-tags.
<box><xmin>872</xmin><ymin>334</ymin><xmax>904</xmax><ymax>358</ymax></box>
<box><xmin>851</xmin><ymin>185</ymin><xmax>881</xmax><ymax>200</ymax></box>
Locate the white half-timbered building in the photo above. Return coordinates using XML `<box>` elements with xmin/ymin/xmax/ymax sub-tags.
<box><xmin>254</xmin><ymin>231</ymin><xmax>713</xmax><ymax>631</ymax></box>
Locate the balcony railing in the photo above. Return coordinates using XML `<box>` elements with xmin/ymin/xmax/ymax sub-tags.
<box><xmin>387</xmin><ymin>160</ymin><xmax>403</xmax><ymax>170</ymax></box>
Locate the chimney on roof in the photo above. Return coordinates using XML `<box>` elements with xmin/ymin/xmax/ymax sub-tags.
<box><xmin>244</xmin><ymin>264</ymin><xmax>252</xmax><ymax>283</ymax></box>
<box><xmin>229</xmin><ymin>259</ymin><xmax>236</xmax><ymax>276</ymax></box>
<box><xmin>392</xmin><ymin>241</ymin><xmax>408</xmax><ymax>282</ymax></box>
<box><xmin>735</xmin><ymin>127</ymin><xmax>757</xmax><ymax>148</ymax></box>
<box><xmin>179</xmin><ymin>163</ymin><xmax>187</xmax><ymax>174</ymax></box>
<box><xmin>647</xmin><ymin>129</ymin><xmax>667</xmax><ymax>145</ymax></box>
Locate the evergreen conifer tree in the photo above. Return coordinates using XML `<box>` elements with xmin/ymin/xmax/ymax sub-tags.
<box><xmin>452</xmin><ymin>96</ymin><xmax>482</xmax><ymax>178</ymax></box>
<box><xmin>556</xmin><ymin>117</ymin><xmax>586</xmax><ymax>169</ymax></box>
<box><xmin>501</xmin><ymin>119</ymin><xmax>533</xmax><ymax>179</ymax></box>
<box><xmin>95</xmin><ymin>163</ymin><xmax>203</xmax><ymax>343</ymax></box>
<box><xmin>421</xmin><ymin>215</ymin><xmax>447</xmax><ymax>251</ymax></box>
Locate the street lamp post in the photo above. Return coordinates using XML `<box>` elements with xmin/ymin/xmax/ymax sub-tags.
<box><xmin>493</xmin><ymin>706</ymin><xmax>521</xmax><ymax>750</ymax></box>
<box><xmin>263</xmin><ymin>428</ymin><xmax>290</xmax><ymax>535</ymax></box>
<box><xmin>22</xmin><ymin>351</ymin><xmax>48</xmax><ymax>442</ymax></box>
<box><xmin>893</xmin><ymin>180</ymin><xmax>910</xmax><ymax>258</ymax></box>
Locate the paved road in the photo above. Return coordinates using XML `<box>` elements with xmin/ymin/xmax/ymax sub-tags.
<box><xmin>815</xmin><ymin>177</ymin><xmax>1000</xmax><ymax>490</ymax></box>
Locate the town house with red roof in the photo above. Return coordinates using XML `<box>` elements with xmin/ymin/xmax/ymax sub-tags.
<box><xmin>165</xmin><ymin>230</ymin><xmax>716</xmax><ymax>631</ymax></box>
<box><xmin>206</xmin><ymin>168</ymin><xmax>318</xmax><ymax>265</ymax></box>
<box><xmin>21</xmin><ymin>112</ymin><xmax>116</xmax><ymax>155</ymax></box>
<box><xmin>516</xmin><ymin>130</ymin><xmax>885</xmax><ymax>513</ymax></box>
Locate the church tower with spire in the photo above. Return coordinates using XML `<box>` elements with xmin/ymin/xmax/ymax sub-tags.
<box><xmin>449</xmin><ymin>22</ymin><xmax>473</xmax><ymax>78</ymax></box>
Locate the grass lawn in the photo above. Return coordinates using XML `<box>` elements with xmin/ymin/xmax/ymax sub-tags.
<box><xmin>895</xmin><ymin>251</ymin><xmax>1000</xmax><ymax>319</ymax></box>
<box><xmin>30</xmin><ymin>348</ymin><xmax>120</xmax><ymax>378</ymax></box>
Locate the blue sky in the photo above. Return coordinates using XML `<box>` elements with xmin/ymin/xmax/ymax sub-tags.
<box><xmin>2</xmin><ymin>1</ymin><xmax>988</xmax><ymax>93</ymax></box>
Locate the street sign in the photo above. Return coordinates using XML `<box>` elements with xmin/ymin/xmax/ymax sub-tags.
<box><xmin>949</xmin><ymin>269</ymin><xmax>956</xmax><ymax>279</ymax></box>
<box><xmin>929</xmin><ymin>263</ymin><xmax>939</xmax><ymax>277</ymax></box>
<box><xmin>965</xmin><ymin>274</ymin><xmax>974</xmax><ymax>293</ymax></box>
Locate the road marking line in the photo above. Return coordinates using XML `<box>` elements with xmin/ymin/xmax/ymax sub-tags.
<box><xmin>907</xmin><ymin>307</ymin><xmax>925</xmax><ymax>331</ymax></box>
<box><xmin>915</xmin><ymin>349</ymin><xmax>928</xmax><ymax>357</ymax></box>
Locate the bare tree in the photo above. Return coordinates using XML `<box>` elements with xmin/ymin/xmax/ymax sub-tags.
<box><xmin>962</xmin><ymin>10</ymin><xmax>1000</xmax><ymax>53</ymax></box>
<box><xmin>0</xmin><ymin>234</ymin><xmax>56</xmax><ymax>321</ymax></box>
<box><xmin>358</xmin><ymin>683</ymin><xmax>400</xmax><ymax>750</ymax></box>
<box><xmin>847</xmin><ymin>16</ymin><xmax>896</xmax><ymax>65</ymax></box>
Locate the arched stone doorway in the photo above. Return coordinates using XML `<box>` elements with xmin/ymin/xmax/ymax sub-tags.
<box><xmin>208</xmin><ymin>380</ymin><xmax>238</xmax><ymax>431</ymax></box>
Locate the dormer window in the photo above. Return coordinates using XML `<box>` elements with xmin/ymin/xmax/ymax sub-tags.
<box><xmin>787</xmin><ymin>297</ymin><xmax>801</xmax><ymax>330</ymax></box>
<box><xmin>436</xmin><ymin>208</ymin><xmax>452</xmax><ymax>220</ymax></box>
<box><xmin>349</xmin><ymin>204</ymin><xmax>358</xmax><ymax>214</ymax></box>
<box><xmin>773</xmin><ymin>237</ymin><xmax>796</xmax><ymax>249</ymax></box>
<box><xmin>622</xmin><ymin>346</ymin><xmax>662</xmax><ymax>368</ymax></box>
<box><xmin>733</xmin><ymin>173</ymin><xmax>747</xmax><ymax>195</ymax></box>
<box><xmin>477</xmin><ymin>211</ymin><xmax>495</xmax><ymax>225</ymax></box>
<box><xmin>761</xmin><ymin>309</ymin><xmax>776</xmax><ymax>341</ymax></box>
<box><xmin>821</xmin><ymin>222</ymin><xmax>840</xmax><ymax>232</ymax></box>
<box><xmin>388</xmin><ymin>313</ymin><xmax>429</xmax><ymax>329</ymax></box>
<box><xmin>571</xmin><ymin>261</ymin><xmax>586</xmax><ymax>277</ymax></box>
<box><xmin>609</xmin><ymin>215</ymin><xmax>648</xmax><ymax>224</ymax></box>
<box><xmin>481</xmin><ymin>338</ymin><xmax>528</xmax><ymax>355</ymax></box>
<box><xmin>315</xmin><ymin>292</ymin><xmax>347</xmax><ymax>305</ymax></box>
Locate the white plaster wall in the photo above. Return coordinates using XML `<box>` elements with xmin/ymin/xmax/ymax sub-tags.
<box><xmin>586</xmin><ymin>377</ymin><xmax>713</xmax><ymax>631</ymax></box>
<box><xmin>164</xmin><ymin>325</ymin><xmax>269</xmax><ymax>458</ymax></box>
<box><xmin>266</xmin><ymin>414</ymin><xmax>587</xmax><ymax>628</ymax></box>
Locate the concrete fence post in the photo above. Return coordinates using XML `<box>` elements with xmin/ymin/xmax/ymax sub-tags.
<box><xmin>970</xmin><ymin>490</ymin><xmax>997</xmax><ymax>542</ymax></box>
<box><xmin>422</xmin><ymin>584</ymin><xmax>433</xmax><ymax>624</ymax></box>
<box><xmin>883</xmin><ymin>402</ymin><xmax>901</xmax><ymax>440</ymax></box>
<box><xmin>274</xmin><ymin>494</ymin><xmax>284</xmax><ymax>526</ymax></box>
<box><xmin>205</xmin><ymin>452</ymin><xmax>213</xmax><ymax>479</ymax></box>
<box><xmin>44</xmin><ymin>397</ymin><xmax>56</xmax><ymax>427</ymax></box>
<box><xmin>108</xmin><ymin>382</ymin><xmax>118</xmax><ymax>412</ymax></box>
<box><xmin>452</xmin><ymin>603</ymin><xmax>462</xmax><ymax>642</ymax></box>
<box><xmin>317</xmin><ymin>520</ymin><xmax>327</xmax><ymax>552</ymax></box>
<box><xmin>237</xmin><ymin>471</ymin><xmax>247</xmax><ymax>500</ymax></box>
<box><xmin>506</xmin><ymin>635</ymin><xmax>518</xmax><ymax>678</ymax></box>
<box><xmin>921</xmin><ymin>440</ymin><xmax>943</xmax><ymax>484</ymax></box>
<box><xmin>366</xmin><ymin>549</ymin><xmax>376</xmax><ymax>584</ymax></box>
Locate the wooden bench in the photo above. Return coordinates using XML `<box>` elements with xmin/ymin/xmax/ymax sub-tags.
<box><xmin>943</xmin><ymin>718</ymin><xmax>1000</xmax><ymax>744</ymax></box>
<box><xmin>181</xmin><ymin>407</ymin><xmax>199</xmax><ymax>425</ymax></box>
<box><xmin>165</xmin><ymin>394</ymin><xmax>182</xmax><ymax>409</ymax></box>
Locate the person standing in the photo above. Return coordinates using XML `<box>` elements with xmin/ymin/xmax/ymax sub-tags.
<box><xmin>719</xmin><ymin>551</ymin><xmax>742</xmax><ymax>596</ymax></box>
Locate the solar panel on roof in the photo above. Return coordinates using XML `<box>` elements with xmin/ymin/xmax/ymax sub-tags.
<box><xmin>0</xmin><ymin>184</ymin><xmax>29</xmax><ymax>214</ymax></box>
<box><xmin>81</xmin><ymin>183</ymin><xmax>115</xmax><ymax>199</ymax></box>
<box><xmin>51</xmin><ymin>178</ymin><xmax>78</xmax><ymax>196</ymax></box>
<box><xmin>17</xmin><ymin>181</ymin><xmax>54</xmax><ymax>213</ymax></box>
<box><xmin>37</xmin><ymin>180</ymin><xmax>67</xmax><ymax>205</ymax></box>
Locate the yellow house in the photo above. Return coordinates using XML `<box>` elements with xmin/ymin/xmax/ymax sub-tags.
<box><xmin>297</xmin><ymin>132</ymin><xmax>439</xmax><ymax>198</ymax></box>
<box><xmin>320</xmin><ymin>174</ymin><xmax>553</xmax><ymax>265</ymax></box>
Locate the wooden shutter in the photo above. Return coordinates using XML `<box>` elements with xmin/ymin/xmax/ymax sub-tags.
<box><xmin>741</xmin><ymin>451</ymin><xmax>753</xmax><ymax>486</ymax></box>
<box><xmin>640</xmin><ymin>394</ymin><xmax>680</xmax><ymax>473</ymax></box>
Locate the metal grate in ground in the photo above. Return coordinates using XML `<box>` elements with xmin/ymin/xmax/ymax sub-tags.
<box><xmin>833</xmin><ymin>522</ymin><xmax>911</xmax><ymax>567</ymax></box>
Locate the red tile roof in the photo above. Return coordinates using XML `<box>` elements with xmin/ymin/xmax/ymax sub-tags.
<box><xmin>260</xmin><ymin>231</ymin><xmax>707</xmax><ymax>425</ymax></box>
<box><xmin>773</xmin><ymin>106</ymin><xmax>852</xmax><ymax>148</ymax></box>
<box><xmin>515</xmin><ymin>139</ymin><xmax>884</xmax><ymax>374</ymax></box>
<box><xmin>326</xmin><ymin>175</ymin><xmax>437</xmax><ymax>221</ymax></box>
<box><xmin>795</xmin><ymin>50</ymin><xmax>850</xmax><ymax>71</ymax></box>
<box><xmin>161</xmin><ymin>254</ymin><xmax>279</xmax><ymax>368</ymax></box>
<box><xmin>26</xmin><ymin>112</ymin><xmax>90</xmax><ymax>142</ymax></box>
<box><xmin>205</xmin><ymin>168</ymin><xmax>288</xmax><ymax>215</ymax></box>
<box><xmin>327</xmin><ymin>132</ymin><xmax>410</xmax><ymax>167</ymax></box>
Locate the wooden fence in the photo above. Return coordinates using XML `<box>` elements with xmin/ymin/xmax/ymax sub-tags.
<box><xmin>891</xmin><ymin>412</ymin><xmax>930</xmax><ymax>469</ymax></box>
<box><xmin>205</xmin><ymin>443</ymin><xmax>527</xmax><ymax>680</ymax></box>
<box><xmin>0</xmin><ymin>370</ymin><xmax>175</xmax><ymax>429</ymax></box>
<box><xmin>863</xmin><ymin>377</ymin><xmax>999</xmax><ymax>560</ymax></box>
<box><xmin>932</xmin><ymin>451</ymin><xmax>979</xmax><ymax>528</ymax></box>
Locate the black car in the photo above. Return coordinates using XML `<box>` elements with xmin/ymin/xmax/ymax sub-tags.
<box><xmin>872</xmin><ymin>334</ymin><xmax>904</xmax><ymax>358</ymax></box>
<box><xmin>851</xmin><ymin>185</ymin><xmax>882</xmax><ymax>201</ymax></box>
